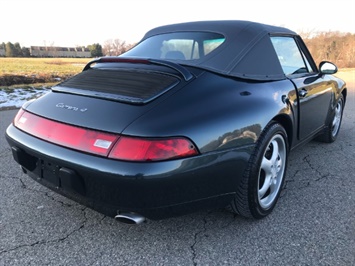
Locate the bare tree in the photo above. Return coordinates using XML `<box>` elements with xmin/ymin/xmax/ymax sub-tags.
<box><xmin>102</xmin><ymin>39</ymin><xmax>114</xmax><ymax>56</ymax></box>
<box><xmin>301</xmin><ymin>31</ymin><xmax>355</xmax><ymax>68</ymax></box>
<box><xmin>102</xmin><ymin>38</ymin><xmax>135</xmax><ymax>56</ymax></box>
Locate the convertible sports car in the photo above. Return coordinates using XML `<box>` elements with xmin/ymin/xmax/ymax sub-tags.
<box><xmin>6</xmin><ymin>20</ymin><xmax>347</xmax><ymax>224</ymax></box>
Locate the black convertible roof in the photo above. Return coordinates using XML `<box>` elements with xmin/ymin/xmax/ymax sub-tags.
<box><xmin>140</xmin><ymin>20</ymin><xmax>298</xmax><ymax>81</ymax></box>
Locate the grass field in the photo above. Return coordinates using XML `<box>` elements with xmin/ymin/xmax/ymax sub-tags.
<box><xmin>0</xmin><ymin>57</ymin><xmax>92</xmax><ymax>87</ymax></box>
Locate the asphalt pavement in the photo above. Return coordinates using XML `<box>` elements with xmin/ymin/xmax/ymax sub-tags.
<box><xmin>0</xmin><ymin>82</ymin><xmax>354</xmax><ymax>265</ymax></box>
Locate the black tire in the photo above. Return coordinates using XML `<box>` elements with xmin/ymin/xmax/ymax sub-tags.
<box><xmin>230</xmin><ymin>122</ymin><xmax>289</xmax><ymax>219</ymax></box>
<box><xmin>316</xmin><ymin>94</ymin><xmax>344</xmax><ymax>143</ymax></box>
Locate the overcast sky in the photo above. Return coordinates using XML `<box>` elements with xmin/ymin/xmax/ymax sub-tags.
<box><xmin>1</xmin><ymin>0</ymin><xmax>354</xmax><ymax>47</ymax></box>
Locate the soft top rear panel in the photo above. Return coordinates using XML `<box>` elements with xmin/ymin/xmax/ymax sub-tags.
<box><xmin>124</xmin><ymin>20</ymin><xmax>295</xmax><ymax>81</ymax></box>
<box><xmin>52</xmin><ymin>69</ymin><xmax>180</xmax><ymax>104</ymax></box>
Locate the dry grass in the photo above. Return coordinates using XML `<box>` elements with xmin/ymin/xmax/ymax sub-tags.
<box><xmin>0</xmin><ymin>57</ymin><xmax>91</xmax><ymax>75</ymax></box>
<box><xmin>0</xmin><ymin>57</ymin><xmax>92</xmax><ymax>86</ymax></box>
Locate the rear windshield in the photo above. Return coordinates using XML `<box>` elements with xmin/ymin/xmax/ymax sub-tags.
<box><xmin>123</xmin><ymin>32</ymin><xmax>225</xmax><ymax>61</ymax></box>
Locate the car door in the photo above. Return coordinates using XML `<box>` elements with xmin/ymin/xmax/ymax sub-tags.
<box><xmin>271</xmin><ymin>36</ymin><xmax>332</xmax><ymax>141</ymax></box>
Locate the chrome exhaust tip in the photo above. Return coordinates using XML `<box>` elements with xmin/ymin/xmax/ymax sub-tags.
<box><xmin>115</xmin><ymin>212</ymin><xmax>146</xmax><ymax>225</ymax></box>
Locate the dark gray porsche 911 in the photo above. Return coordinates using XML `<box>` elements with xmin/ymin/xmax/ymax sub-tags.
<box><xmin>6</xmin><ymin>20</ymin><xmax>347</xmax><ymax>224</ymax></box>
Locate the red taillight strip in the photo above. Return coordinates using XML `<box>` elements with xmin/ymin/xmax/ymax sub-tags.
<box><xmin>109</xmin><ymin>136</ymin><xmax>198</xmax><ymax>161</ymax></box>
<box><xmin>14</xmin><ymin>109</ymin><xmax>199</xmax><ymax>161</ymax></box>
<box><xmin>14</xmin><ymin>110</ymin><xmax>119</xmax><ymax>156</ymax></box>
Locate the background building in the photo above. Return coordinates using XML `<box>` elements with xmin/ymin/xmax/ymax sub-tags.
<box><xmin>30</xmin><ymin>46</ymin><xmax>91</xmax><ymax>57</ymax></box>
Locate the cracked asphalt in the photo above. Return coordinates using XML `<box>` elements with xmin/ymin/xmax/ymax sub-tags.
<box><xmin>1</xmin><ymin>80</ymin><xmax>354</xmax><ymax>265</ymax></box>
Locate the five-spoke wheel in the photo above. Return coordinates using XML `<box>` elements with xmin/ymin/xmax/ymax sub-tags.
<box><xmin>230</xmin><ymin>122</ymin><xmax>288</xmax><ymax>219</ymax></box>
<box><xmin>258</xmin><ymin>134</ymin><xmax>287</xmax><ymax>210</ymax></box>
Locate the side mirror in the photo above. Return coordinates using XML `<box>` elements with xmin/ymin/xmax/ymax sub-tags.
<box><xmin>319</xmin><ymin>61</ymin><xmax>338</xmax><ymax>75</ymax></box>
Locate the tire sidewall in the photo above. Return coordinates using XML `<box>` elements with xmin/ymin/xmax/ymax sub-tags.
<box><xmin>248</xmin><ymin>122</ymin><xmax>289</xmax><ymax>218</ymax></box>
<box><xmin>329</xmin><ymin>94</ymin><xmax>344</xmax><ymax>142</ymax></box>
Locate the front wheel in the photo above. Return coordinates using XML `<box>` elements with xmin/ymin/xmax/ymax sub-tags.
<box><xmin>230</xmin><ymin>122</ymin><xmax>289</xmax><ymax>219</ymax></box>
<box><xmin>316</xmin><ymin>94</ymin><xmax>344</xmax><ymax>143</ymax></box>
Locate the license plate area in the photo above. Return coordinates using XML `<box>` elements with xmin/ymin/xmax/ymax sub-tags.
<box><xmin>39</xmin><ymin>159</ymin><xmax>85</xmax><ymax>195</ymax></box>
<box><xmin>41</xmin><ymin>160</ymin><xmax>60</xmax><ymax>187</ymax></box>
<box><xmin>11</xmin><ymin>146</ymin><xmax>86</xmax><ymax>195</ymax></box>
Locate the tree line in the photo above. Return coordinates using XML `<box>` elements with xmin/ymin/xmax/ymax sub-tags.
<box><xmin>85</xmin><ymin>41</ymin><xmax>135</xmax><ymax>57</ymax></box>
<box><xmin>0</xmin><ymin>42</ymin><xmax>31</xmax><ymax>57</ymax></box>
<box><xmin>300</xmin><ymin>31</ymin><xmax>355</xmax><ymax>68</ymax></box>
<box><xmin>1</xmin><ymin>32</ymin><xmax>355</xmax><ymax>67</ymax></box>
<box><xmin>0</xmin><ymin>40</ymin><xmax>135</xmax><ymax>58</ymax></box>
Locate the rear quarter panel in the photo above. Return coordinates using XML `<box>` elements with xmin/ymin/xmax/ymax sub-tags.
<box><xmin>123</xmin><ymin>72</ymin><xmax>297</xmax><ymax>153</ymax></box>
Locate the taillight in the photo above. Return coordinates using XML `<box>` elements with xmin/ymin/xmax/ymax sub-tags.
<box><xmin>108</xmin><ymin>136</ymin><xmax>198</xmax><ymax>161</ymax></box>
<box><xmin>13</xmin><ymin>109</ymin><xmax>199</xmax><ymax>161</ymax></box>
<box><xmin>14</xmin><ymin>110</ymin><xmax>118</xmax><ymax>156</ymax></box>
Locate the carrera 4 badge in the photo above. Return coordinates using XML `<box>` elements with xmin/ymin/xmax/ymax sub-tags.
<box><xmin>56</xmin><ymin>103</ymin><xmax>88</xmax><ymax>112</ymax></box>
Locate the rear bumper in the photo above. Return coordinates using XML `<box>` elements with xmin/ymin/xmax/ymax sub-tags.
<box><xmin>6</xmin><ymin>124</ymin><xmax>253</xmax><ymax>220</ymax></box>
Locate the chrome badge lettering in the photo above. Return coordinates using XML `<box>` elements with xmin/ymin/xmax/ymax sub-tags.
<box><xmin>56</xmin><ymin>103</ymin><xmax>88</xmax><ymax>112</ymax></box>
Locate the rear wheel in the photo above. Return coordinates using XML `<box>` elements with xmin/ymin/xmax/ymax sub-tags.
<box><xmin>230</xmin><ymin>122</ymin><xmax>288</xmax><ymax>219</ymax></box>
<box><xmin>316</xmin><ymin>95</ymin><xmax>344</xmax><ymax>143</ymax></box>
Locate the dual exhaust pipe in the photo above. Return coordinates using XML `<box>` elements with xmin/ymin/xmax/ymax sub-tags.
<box><xmin>115</xmin><ymin>212</ymin><xmax>146</xmax><ymax>225</ymax></box>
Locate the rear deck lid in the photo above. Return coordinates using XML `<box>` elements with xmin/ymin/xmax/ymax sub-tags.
<box><xmin>23</xmin><ymin>91</ymin><xmax>156</xmax><ymax>134</ymax></box>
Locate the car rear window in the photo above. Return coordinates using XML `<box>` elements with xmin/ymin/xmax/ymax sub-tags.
<box><xmin>123</xmin><ymin>32</ymin><xmax>225</xmax><ymax>61</ymax></box>
<box><xmin>53</xmin><ymin>69</ymin><xmax>179</xmax><ymax>104</ymax></box>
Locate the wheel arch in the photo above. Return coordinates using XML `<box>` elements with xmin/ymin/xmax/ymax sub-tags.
<box><xmin>271</xmin><ymin>114</ymin><xmax>293</xmax><ymax>148</ymax></box>
<box><xmin>341</xmin><ymin>88</ymin><xmax>347</xmax><ymax>105</ymax></box>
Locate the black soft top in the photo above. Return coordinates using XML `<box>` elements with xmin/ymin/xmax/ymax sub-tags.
<box><xmin>130</xmin><ymin>20</ymin><xmax>298</xmax><ymax>81</ymax></box>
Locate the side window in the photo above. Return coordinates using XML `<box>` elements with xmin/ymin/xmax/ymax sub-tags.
<box><xmin>271</xmin><ymin>36</ymin><xmax>311</xmax><ymax>75</ymax></box>
<box><xmin>203</xmin><ymin>38</ymin><xmax>225</xmax><ymax>56</ymax></box>
<box><xmin>301</xmin><ymin>49</ymin><xmax>314</xmax><ymax>73</ymax></box>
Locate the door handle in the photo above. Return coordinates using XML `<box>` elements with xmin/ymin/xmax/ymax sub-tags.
<box><xmin>299</xmin><ymin>88</ymin><xmax>308</xmax><ymax>97</ymax></box>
